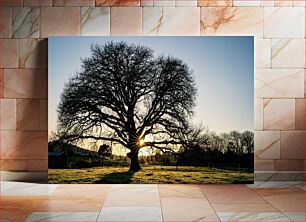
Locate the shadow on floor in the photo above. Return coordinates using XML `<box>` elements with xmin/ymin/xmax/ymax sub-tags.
<box><xmin>95</xmin><ymin>171</ymin><xmax>135</xmax><ymax>184</ymax></box>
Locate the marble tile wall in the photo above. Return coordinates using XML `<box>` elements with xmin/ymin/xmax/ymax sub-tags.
<box><xmin>0</xmin><ymin>0</ymin><xmax>304</xmax><ymax>181</ymax></box>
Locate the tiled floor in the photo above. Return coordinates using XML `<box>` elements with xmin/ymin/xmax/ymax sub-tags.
<box><xmin>0</xmin><ymin>181</ymin><xmax>305</xmax><ymax>222</ymax></box>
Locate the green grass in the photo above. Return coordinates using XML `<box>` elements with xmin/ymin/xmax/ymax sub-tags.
<box><xmin>48</xmin><ymin>166</ymin><xmax>253</xmax><ymax>184</ymax></box>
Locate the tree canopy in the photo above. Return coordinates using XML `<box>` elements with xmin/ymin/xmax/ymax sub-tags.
<box><xmin>57</xmin><ymin>41</ymin><xmax>197</xmax><ymax>171</ymax></box>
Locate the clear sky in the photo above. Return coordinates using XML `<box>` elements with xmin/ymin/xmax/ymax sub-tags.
<box><xmin>48</xmin><ymin>36</ymin><xmax>254</xmax><ymax>138</ymax></box>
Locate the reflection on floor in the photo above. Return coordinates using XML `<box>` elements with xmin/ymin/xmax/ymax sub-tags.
<box><xmin>0</xmin><ymin>181</ymin><xmax>304</xmax><ymax>221</ymax></box>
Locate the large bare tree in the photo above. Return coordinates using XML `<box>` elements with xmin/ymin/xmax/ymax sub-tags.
<box><xmin>57</xmin><ymin>41</ymin><xmax>197</xmax><ymax>171</ymax></box>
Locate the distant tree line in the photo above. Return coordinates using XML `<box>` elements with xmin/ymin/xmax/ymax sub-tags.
<box><xmin>138</xmin><ymin>128</ymin><xmax>254</xmax><ymax>169</ymax></box>
<box><xmin>176</xmin><ymin>129</ymin><xmax>253</xmax><ymax>168</ymax></box>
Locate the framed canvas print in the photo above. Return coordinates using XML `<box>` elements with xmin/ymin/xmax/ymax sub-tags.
<box><xmin>48</xmin><ymin>36</ymin><xmax>254</xmax><ymax>184</ymax></box>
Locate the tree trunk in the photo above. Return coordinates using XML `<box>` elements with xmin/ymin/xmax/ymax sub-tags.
<box><xmin>128</xmin><ymin>149</ymin><xmax>141</xmax><ymax>172</ymax></box>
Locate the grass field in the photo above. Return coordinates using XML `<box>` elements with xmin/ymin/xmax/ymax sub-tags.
<box><xmin>48</xmin><ymin>166</ymin><xmax>253</xmax><ymax>184</ymax></box>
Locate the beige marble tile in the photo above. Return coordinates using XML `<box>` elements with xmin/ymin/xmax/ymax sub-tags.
<box><xmin>26</xmin><ymin>212</ymin><xmax>99</xmax><ymax>221</ymax></box>
<box><xmin>161</xmin><ymin>197</ymin><xmax>219</xmax><ymax>221</ymax></box>
<box><xmin>0</xmin><ymin>39</ymin><xmax>18</xmax><ymax>68</ymax></box>
<box><xmin>280</xmin><ymin>131</ymin><xmax>304</xmax><ymax>160</ymax></box>
<box><xmin>264</xmin><ymin>7</ymin><xmax>305</xmax><ymax>38</ymax></box>
<box><xmin>103</xmin><ymin>185</ymin><xmax>160</xmax><ymax>207</ymax></box>
<box><xmin>199</xmin><ymin>185</ymin><xmax>266</xmax><ymax>204</ymax></box>
<box><xmin>52</xmin><ymin>184</ymin><xmax>111</xmax><ymax>199</ymax></box>
<box><xmin>143</xmin><ymin>7</ymin><xmax>200</xmax><ymax>35</ymax></box>
<box><xmin>0</xmin><ymin>131</ymin><xmax>47</xmax><ymax>159</ymax></box>
<box><xmin>272</xmin><ymin>39</ymin><xmax>305</xmax><ymax>68</ymax></box>
<box><xmin>17</xmin><ymin>99</ymin><xmax>40</xmax><ymax>131</ymax></box>
<box><xmin>283</xmin><ymin>212</ymin><xmax>305</xmax><ymax>221</ymax></box>
<box><xmin>98</xmin><ymin>207</ymin><xmax>163</xmax><ymax>221</ymax></box>
<box><xmin>255</xmin><ymin>160</ymin><xmax>274</xmax><ymax>171</ymax></box>
<box><xmin>12</xmin><ymin>7</ymin><xmax>39</xmax><ymax>38</ymax></box>
<box><xmin>141</xmin><ymin>0</ymin><xmax>153</xmax><ymax>6</ymax></box>
<box><xmin>233</xmin><ymin>0</ymin><xmax>260</xmax><ymax>6</ymax></box>
<box><xmin>153</xmin><ymin>0</ymin><xmax>175</xmax><ymax>6</ymax></box>
<box><xmin>0</xmin><ymin>7</ymin><xmax>11</xmax><ymax>38</ymax></box>
<box><xmin>263</xmin><ymin>99</ymin><xmax>295</xmax><ymax>130</ymax></box>
<box><xmin>200</xmin><ymin>7</ymin><xmax>263</xmax><ymax>38</ymax></box>
<box><xmin>0</xmin><ymin>69</ymin><xmax>3</xmax><ymax>98</ymax></box>
<box><xmin>255</xmin><ymin>171</ymin><xmax>304</xmax><ymax>181</ymax></box>
<box><xmin>38</xmin><ymin>196</ymin><xmax>104</xmax><ymax>212</ymax></box>
<box><xmin>111</xmin><ymin>7</ymin><xmax>142</xmax><ymax>36</ymax></box>
<box><xmin>256</xmin><ymin>188</ymin><xmax>305</xmax><ymax>212</ymax></box>
<box><xmin>198</xmin><ymin>0</ymin><xmax>232</xmax><ymax>6</ymax></box>
<box><xmin>249</xmin><ymin>181</ymin><xmax>304</xmax><ymax>188</ymax></box>
<box><xmin>0</xmin><ymin>196</ymin><xmax>47</xmax><ymax>222</ymax></box>
<box><xmin>23</xmin><ymin>0</ymin><xmax>52</xmax><ymax>6</ymax></box>
<box><xmin>159</xmin><ymin>184</ymin><xmax>204</xmax><ymax>198</ymax></box>
<box><xmin>0</xmin><ymin>159</ymin><xmax>27</xmax><ymax>171</ymax></box>
<box><xmin>3</xmin><ymin>69</ymin><xmax>47</xmax><ymax>99</ymax></box>
<box><xmin>304</xmin><ymin>70</ymin><xmax>306</xmax><ymax>98</ymax></box>
<box><xmin>217</xmin><ymin>212</ymin><xmax>291</xmax><ymax>221</ymax></box>
<box><xmin>293</xmin><ymin>0</ymin><xmax>305</xmax><ymax>6</ymax></box>
<box><xmin>295</xmin><ymin>99</ymin><xmax>305</xmax><ymax>130</ymax></box>
<box><xmin>41</xmin><ymin>7</ymin><xmax>80</xmax><ymax>38</ymax></box>
<box><xmin>176</xmin><ymin>0</ymin><xmax>197</xmax><ymax>6</ymax></box>
<box><xmin>34</xmin><ymin>186</ymin><xmax>107</xmax><ymax>208</ymax></box>
<box><xmin>19</xmin><ymin>39</ymin><xmax>48</xmax><ymax>68</ymax></box>
<box><xmin>212</xmin><ymin>203</ymin><xmax>278</xmax><ymax>212</ymax></box>
<box><xmin>96</xmin><ymin>0</ymin><xmax>140</xmax><ymax>6</ymax></box>
<box><xmin>260</xmin><ymin>0</ymin><xmax>274</xmax><ymax>6</ymax></box>
<box><xmin>1</xmin><ymin>181</ymin><xmax>58</xmax><ymax>195</ymax></box>
<box><xmin>255</xmin><ymin>69</ymin><xmax>304</xmax><ymax>98</ymax></box>
<box><xmin>274</xmin><ymin>0</ymin><xmax>293</xmax><ymax>6</ymax></box>
<box><xmin>275</xmin><ymin>160</ymin><xmax>304</xmax><ymax>171</ymax></box>
<box><xmin>255</xmin><ymin>99</ymin><xmax>263</xmax><ymax>130</ymax></box>
<box><xmin>0</xmin><ymin>0</ymin><xmax>22</xmax><ymax>6</ymax></box>
<box><xmin>27</xmin><ymin>159</ymin><xmax>48</xmax><ymax>172</ymax></box>
<box><xmin>255</xmin><ymin>39</ymin><xmax>271</xmax><ymax>68</ymax></box>
<box><xmin>0</xmin><ymin>99</ymin><xmax>16</xmax><ymax>131</ymax></box>
<box><xmin>53</xmin><ymin>0</ymin><xmax>95</xmax><ymax>6</ymax></box>
<box><xmin>255</xmin><ymin>131</ymin><xmax>280</xmax><ymax>160</ymax></box>
<box><xmin>40</xmin><ymin>99</ymin><xmax>47</xmax><ymax>131</ymax></box>
<box><xmin>81</xmin><ymin>7</ymin><xmax>110</xmax><ymax>36</ymax></box>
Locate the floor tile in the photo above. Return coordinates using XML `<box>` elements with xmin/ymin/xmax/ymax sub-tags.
<box><xmin>212</xmin><ymin>203</ymin><xmax>278</xmax><ymax>212</ymax></box>
<box><xmin>254</xmin><ymin>188</ymin><xmax>305</xmax><ymax>212</ymax></box>
<box><xmin>0</xmin><ymin>196</ymin><xmax>47</xmax><ymax>221</ymax></box>
<box><xmin>283</xmin><ymin>212</ymin><xmax>305</xmax><ymax>221</ymax></box>
<box><xmin>267</xmin><ymin>194</ymin><xmax>305</xmax><ymax>212</ymax></box>
<box><xmin>25</xmin><ymin>212</ymin><xmax>99</xmax><ymax>221</ymax></box>
<box><xmin>254</xmin><ymin>188</ymin><xmax>304</xmax><ymax>196</ymax></box>
<box><xmin>1</xmin><ymin>181</ymin><xmax>58</xmax><ymax>196</ymax></box>
<box><xmin>37</xmin><ymin>196</ymin><xmax>104</xmax><ymax>212</ymax></box>
<box><xmin>97</xmin><ymin>207</ymin><xmax>163</xmax><ymax>221</ymax></box>
<box><xmin>1</xmin><ymin>182</ymin><xmax>304</xmax><ymax>222</ymax></box>
<box><xmin>41</xmin><ymin>184</ymin><xmax>110</xmax><ymax>211</ymax></box>
<box><xmin>103</xmin><ymin>184</ymin><xmax>160</xmax><ymax>207</ymax></box>
<box><xmin>217</xmin><ymin>212</ymin><xmax>291</xmax><ymax>221</ymax></box>
<box><xmin>52</xmin><ymin>184</ymin><xmax>111</xmax><ymax>199</ymax></box>
<box><xmin>247</xmin><ymin>181</ymin><xmax>304</xmax><ymax>189</ymax></box>
<box><xmin>41</xmin><ymin>185</ymin><xmax>110</xmax><ymax>212</ymax></box>
<box><xmin>161</xmin><ymin>197</ymin><xmax>219</xmax><ymax>221</ymax></box>
<box><xmin>199</xmin><ymin>185</ymin><xmax>266</xmax><ymax>204</ymax></box>
<box><xmin>159</xmin><ymin>184</ymin><xmax>204</xmax><ymax>198</ymax></box>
